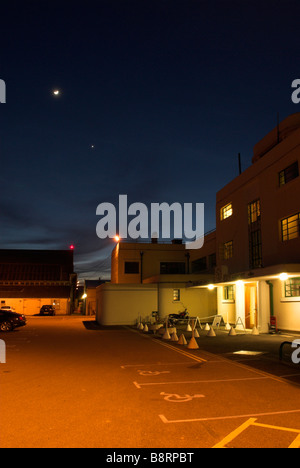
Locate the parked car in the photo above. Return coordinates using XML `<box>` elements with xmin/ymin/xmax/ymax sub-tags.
<box><xmin>1</xmin><ymin>306</ymin><xmax>16</xmax><ymax>313</ymax></box>
<box><xmin>40</xmin><ymin>305</ymin><xmax>55</xmax><ymax>316</ymax></box>
<box><xmin>0</xmin><ymin>310</ymin><xmax>27</xmax><ymax>332</ymax></box>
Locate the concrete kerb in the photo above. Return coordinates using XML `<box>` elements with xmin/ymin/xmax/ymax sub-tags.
<box><xmin>133</xmin><ymin>323</ymin><xmax>298</xmax><ymax>364</ymax></box>
<box><xmin>135</xmin><ymin>318</ymin><xmax>273</xmax><ymax>359</ymax></box>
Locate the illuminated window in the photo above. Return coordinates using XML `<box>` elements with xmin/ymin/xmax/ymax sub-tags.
<box><xmin>223</xmin><ymin>241</ymin><xmax>233</xmax><ymax>260</ymax></box>
<box><xmin>173</xmin><ymin>289</ymin><xmax>180</xmax><ymax>302</ymax></box>
<box><xmin>248</xmin><ymin>200</ymin><xmax>261</xmax><ymax>224</ymax></box>
<box><xmin>285</xmin><ymin>278</ymin><xmax>300</xmax><ymax>297</ymax></box>
<box><xmin>279</xmin><ymin>162</ymin><xmax>299</xmax><ymax>186</ymax></box>
<box><xmin>223</xmin><ymin>285</ymin><xmax>235</xmax><ymax>301</ymax></box>
<box><xmin>281</xmin><ymin>213</ymin><xmax>300</xmax><ymax>242</ymax></box>
<box><xmin>221</xmin><ymin>203</ymin><xmax>233</xmax><ymax>221</ymax></box>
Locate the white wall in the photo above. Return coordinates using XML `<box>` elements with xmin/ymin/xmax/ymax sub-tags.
<box><xmin>273</xmin><ymin>280</ymin><xmax>300</xmax><ymax>332</ymax></box>
<box><xmin>96</xmin><ymin>283</ymin><xmax>218</xmax><ymax>326</ymax></box>
<box><xmin>257</xmin><ymin>281</ymin><xmax>270</xmax><ymax>333</ymax></box>
<box><xmin>217</xmin><ymin>287</ymin><xmax>236</xmax><ymax>325</ymax></box>
<box><xmin>96</xmin><ymin>284</ymin><xmax>157</xmax><ymax>326</ymax></box>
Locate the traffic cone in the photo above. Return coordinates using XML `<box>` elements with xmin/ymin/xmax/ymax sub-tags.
<box><xmin>162</xmin><ymin>329</ymin><xmax>171</xmax><ymax>340</ymax></box>
<box><xmin>228</xmin><ymin>327</ymin><xmax>237</xmax><ymax>336</ymax></box>
<box><xmin>194</xmin><ymin>328</ymin><xmax>199</xmax><ymax>338</ymax></box>
<box><xmin>140</xmin><ymin>323</ymin><xmax>144</xmax><ymax>331</ymax></box>
<box><xmin>186</xmin><ymin>323</ymin><xmax>192</xmax><ymax>332</ymax></box>
<box><xmin>171</xmin><ymin>331</ymin><xmax>179</xmax><ymax>342</ymax></box>
<box><xmin>204</xmin><ymin>323</ymin><xmax>210</xmax><ymax>331</ymax></box>
<box><xmin>225</xmin><ymin>323</ymin><xmax>231</xmax><ymax>331</ymax></box>
<box><xmin>252</xmin><ymin>326</ymin><xmax>259</xmax><ymax>336</ymax></box>
<box><xmin>187</xmin><ymin>336</ymin><xmax>199</xmax><ymax>349</ymax></box>
<box><xmin>178</xmin><ymin>334</ymin><xmax>187</xmax><ymax>345</ymax></box>
<box><xmin>143</xmin><ymin>324</ymin><xmax>149</xmax><ymax>333</ymax></box>
<box><xmin>207</xmin><ymin>327</ymin><xmax>216</xmax><ymax>337</ymax></box>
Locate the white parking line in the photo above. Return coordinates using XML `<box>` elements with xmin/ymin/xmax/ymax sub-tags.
<box><xmin>121</xmin><ymin>362</ymin><xmax>188</xmax><ymax>369</ymax></box>
<box><xmin>159</xmin><ymin>408</ymin><xmax>300</xmax><ymax>424</ymax></box>
<box><xmin>133</xmin><ymin>375</ymin><xmax>269</xmax><ymax>389</ymax></box>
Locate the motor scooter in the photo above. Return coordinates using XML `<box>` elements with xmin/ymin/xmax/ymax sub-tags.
<box><xmin>168</xmin><ymin>308</ymin><xmax>189</xmax><ymax>326</ymax></box>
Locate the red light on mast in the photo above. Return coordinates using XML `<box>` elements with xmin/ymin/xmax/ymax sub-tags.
<box><xmin>70</xmin><ymin>245</ymin><xmax>75</xmax><ymax>250</ymax></box>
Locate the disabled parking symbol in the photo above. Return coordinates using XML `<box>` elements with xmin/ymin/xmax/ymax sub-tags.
<box><xmin>160</xmin><ymin>392</ymin><xmax>205</xmax><ymax>402</ymax></box>
<box><xmin>138</xmin><ymin>370</ymin><xmax>170</xmax><ymax>376</ymax></box>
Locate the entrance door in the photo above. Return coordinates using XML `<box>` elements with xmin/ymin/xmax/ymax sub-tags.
<box><xmin>245</xmin><ymin>283</ymin><xmax>257</xmax><ymax>329</ymax></box>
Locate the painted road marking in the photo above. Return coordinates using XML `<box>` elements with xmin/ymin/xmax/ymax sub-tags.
<box><xmin>202</xmin><ymin>349</ymin><xmax>300</xmax><ymax>387</ymax></box>
<box><xmin>128</xmin><ymin>326</ymin><xmax>300</xmax><ymax>387</ymax></box>
<box><xmin>133</xmin><ymin>375</ymin><xmax>269</xmax><ymax>389</ymax></box>
<box><xmin>137</xmin><ymin>370</ymin><xmax>170</xmax><ymax>376</ymax></box>
<box><xmin>153</xmin><ymin>339</ymin><xmax>207</xmax><ymax>363</ymax></box>
<box><xmin>159</xmin><ymin>408</ymin><xmax>300</xmax><ymax>424</ymax></box>
<box><xmin>121</xmin><ymin>362</ymin><xmax>190</xmax><ymax>369</ymax></box>
<box><xmin>213</xmin><ymin>418</ymin><xmax>300</xmax><ymax>448</ymax></box>
<box><xmin>126</xmin><ymin>326</ymin><xmax>207</xmax><ymax>363</ymax></box>
<box><xmin>213</xmin><ymin>418</ymin><xmax>257</xmax><ymax>448</ymax></box>
<box><xmin>289</xmin><ymin>434</ymin><xmax>300</xmax><ymax>449</ymax></box>
<box><xmin>160</xmin><ymin>392</ymin><xmax>205</xmax><ymax>402</ymax></box>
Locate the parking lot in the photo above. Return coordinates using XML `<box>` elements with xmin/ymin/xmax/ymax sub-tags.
<box><xmin>1</xmin><ymin>316</ymin><xmax>300</xmax><ymax>448</ymax></box>
<box><xmin>123</xmin><ymin>325</ymin><xmax>300</xmax><ymax>448</ymax></box>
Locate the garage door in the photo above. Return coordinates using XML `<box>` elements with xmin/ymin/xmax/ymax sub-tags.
<box><xmin>23</xmin><ymin>299</ymin><xmax>41</xmax><ymax>316</ymax></box>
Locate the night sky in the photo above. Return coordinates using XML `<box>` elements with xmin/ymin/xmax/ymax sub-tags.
<box><xmin>1</xmin><ymin>0</ymin><xmax>300</xmax><ymax>279</ymax></box>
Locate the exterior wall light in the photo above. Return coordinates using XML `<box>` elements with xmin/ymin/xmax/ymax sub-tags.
<box><xmin>279</xmin><ymin>273</ymin><xmax>289</xmax><ymax>281</ymax></box>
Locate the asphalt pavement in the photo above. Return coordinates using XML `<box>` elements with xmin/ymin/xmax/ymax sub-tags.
<box><xmin>1</xmin><ymin>316</ymin><xmax>300</xmax><ymax>449</ymax></box>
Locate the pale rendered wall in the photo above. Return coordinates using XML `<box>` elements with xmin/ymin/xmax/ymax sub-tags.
<box><xmin>96</xmin><ymin>283</ymin><xmax>217</xmax><ymax>326</ymax></box>
<box><xmin>272</xmin><ymin>279</ymin><xmax>300</xmax><ymax>331</ymax></box>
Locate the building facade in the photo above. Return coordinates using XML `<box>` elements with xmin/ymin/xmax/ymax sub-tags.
<box><xmin>192</xmin><ymin>113</ymin><xmax>300</xmax><ymax>332</ymax></box>
<box><xmin>97</xmin><ymin>240</ymin><xmax>216</xmax><ymax>326</ymax></box>
<box><xmin>0</xmin><ymin>250</ymin><xmax>76</xmax><ymax>316</ymax></box>
<box><xmin>96</xmin><ymin>113</ymin><xmax>300</xmax><ymax>332</ymax></box>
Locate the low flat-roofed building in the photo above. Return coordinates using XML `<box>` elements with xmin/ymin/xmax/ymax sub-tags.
<box><xmin>0</xmin><ymin>249</ymin><xmax>76</xmax><ymax>316</ymax></box>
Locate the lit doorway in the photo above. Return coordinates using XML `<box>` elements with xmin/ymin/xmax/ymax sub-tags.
<box><xmin>245</xmin><ymin>283</ymin><xmax>257</xmax><ymax>329</ymax></box>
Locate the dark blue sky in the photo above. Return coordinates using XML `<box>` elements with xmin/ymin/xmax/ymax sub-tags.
<box><xmin>0</xmin><ymin>0</ymin><xmax>299</xmax><ymax>278</ymax></box>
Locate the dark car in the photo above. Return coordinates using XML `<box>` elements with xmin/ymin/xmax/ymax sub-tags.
<box><xmin>0</xmin><ymin>311</ymin><xmax>27</xmax><ymax>332</ymax></box>
<box><xmin>40</xmin><ymin>305</ymin><xmax>55</xmax><ymax>316</ymax></box>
